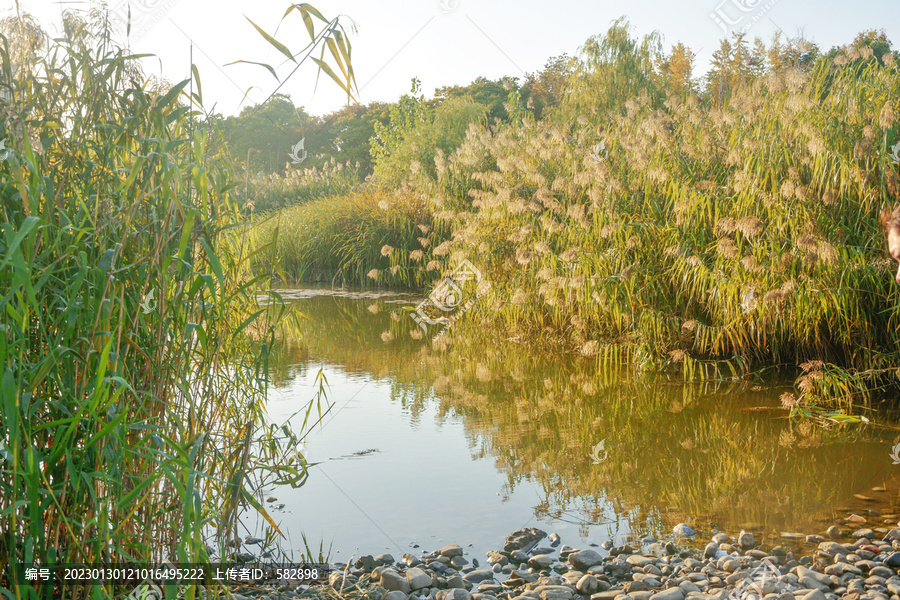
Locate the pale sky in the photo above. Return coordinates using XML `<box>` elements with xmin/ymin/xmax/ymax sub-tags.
<box><xmin>10</xmin><ymin>0</ymin><xmax>900</xmax><ymax>118</ymax></box>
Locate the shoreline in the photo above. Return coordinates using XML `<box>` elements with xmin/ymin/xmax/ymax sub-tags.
<box><xmin>214</xmin><ymin>524</ymin><xmax>900</xmax><ymax>600</ymax></box>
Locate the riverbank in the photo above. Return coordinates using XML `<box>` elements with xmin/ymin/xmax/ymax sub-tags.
<box><xmin>211</xmin><ymin>521</ymin><xmax>900</xmax><ymax>600</ymax></box>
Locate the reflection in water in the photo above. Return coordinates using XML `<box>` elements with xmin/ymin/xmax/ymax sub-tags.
<box><xmin>260</xmin><ymin>286</ymin><xmax>900</xmax><ymax>558</ymax></box>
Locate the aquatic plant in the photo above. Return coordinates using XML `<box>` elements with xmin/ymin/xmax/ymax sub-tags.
<box><xmin>0</xmin><ymin>10</ymin><xmax>326</xmax><ymax>598</ymax></box>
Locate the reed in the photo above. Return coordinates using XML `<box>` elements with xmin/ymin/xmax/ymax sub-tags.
<box><xmin>250</xmin><ymin>188</ymin><xmax>444</xmax><ymax>287</ymax></box>
<box><xmin>0</xmin><ymin>13</ymin><xmax>314</xmax><ymax>599</ymax></box>
<box><xmin>250</xmin><ymin>31</ymin><xmax>900</xmax><ymax>408</ymax></box>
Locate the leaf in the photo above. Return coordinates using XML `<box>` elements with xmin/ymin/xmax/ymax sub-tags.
<box><xmin>241</xmin><ymin>486</ymin><xmax>286</xmax><ymax>538</ymax></box>
<box><xmin>199</xmin><ymin>237</ymin><xmax>225</xmax><ymax>286</ymax></box>
<box><xmin>0</xmin><ymin>216</ymin><xmax>39</xmax><ymax>272</ymax></box>
<box><xmin>311</xmin><ymin>57</ymin><xmax>355</xmax><ymax>101</ymax></box>
<box><xmin>191</xmin><ymin>63</ymin><xmax>203</xmax><ymax>104</ymax></box>
<box><xmin>157</xmin><ymin>79</ymin><xmax>189</xmax><ymax>108</ymax></box>
<box><xmin>246</xmin><ymin>17</ymin><xmax>295</xmax><ymax>63</ymax></box>
<box><xmin>284</xmin><ymin>3</ymin><xmax>329</xmax><ymax>39</ymax></box>
<box><xmin>225</xmin><ymin>60</ymin><xmax>280</xmax><ymax>82</ymax></box>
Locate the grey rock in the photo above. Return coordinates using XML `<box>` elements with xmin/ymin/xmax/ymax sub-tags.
<box><xmin>534</xmin><ymin>585</ymin><xmax>574</xmax><ymax>600</ymax></box>
<box><xmin>441</xmin><ymin>545</ymin><xmax>465</xmax><ymax>558</ymax></box>
<box><xmin>826</xmin><ymin>526</ymin><xmax>843</xmax><ymax>539</ymax></box>
<box><xmin>807</xmin><ymin>535</ymin><xmax>826</xmax><ymax>544</ymax></box>
<box><xmin>505</xmin><ymin>528</ymin><xmax>548</xmax><ymax>553</ymax></box>
<box><xmin>817</xmin><ymin>542</ymin><xmax>848</xmax><ymax>556</ymax></box>
<box><xmin>382</xmin><ymin>570</ymin><xmax>412</xmax><ymax>594</ymax></box>
<box><xmin>529</xmin><ymin>555</ymin><xmax>555</xmax><ymax>569</ymax></box>
<box><xmin>408</xmin><ymin>567</ymin><xmax>434</xmax><ymax>590</ymax></box>
<box><xmin>678</xmin><ymin>582</ymin><xmax>702</xmax><ymax>595</ymax></box>
<box><xmin>802</xmin><ymin>590</ymin><xmax>827</xmax><ymax>600</ymax></box>
<box><xmin>650</xmin><ymin>588</ymin><xmax>685</xmax><ymax>600</ymax></box>
<box><xmin>738</xmin><ymin>530</ymin><xmax>755</xmax><ymax>549</ymax></box>
<box><xmin>569</xmin><ymin>549</ymin><xmax>604</xmax><ymax>571</ymax></box>
<box><xmin>626</xmin><ymin>555</ymin><xmax>654</xmax><ymax>567</ymax></box>
<box><xmin>549</xmin><ymin>534</ymin><xmax>562</xmax><ymax>547</ymax></box>
<box><xmin>884</xmin><ymin>553</ymin><xmax>900</xmax><ymax>568</ymax></box>
<box><xmin>577</xmin><ymin>575</ymin><xmax>601</xmax><ymax>595</ymax></box>
<box><xmin>451</xmin><ymin>557</ymin><xmax>469</xmax><ymax>568</ymax></box>
<box><xmin>384</xmin><ymin>592</ymin><xmax>409</xmax><ymax>600</ymax></box>
<box><xmin>870</xmin><ymin>567</ymin><xmax>894</xmax><ymax>578</ymax></box>
<box><xmin>487</xmin><ymin>552</ymin><xmax>508</xmax><ymax>566</ymax></box>
<box><xmin>673</xmin><ymin>524</ymin><xmax>697</xmax><ymax>538</ymax></box>
<box><xmin>704</xmin><ymin>543</ymin><xmax>719</xmax><ymax>558</ymax></box>
<box><xmin>592</xmin><ymin>591</ymin><xmax>626</xmax><ymax>600</ymax></box>
<box><xmin>448</xmin><ymin>575</ymin><xmax>466</xmax><ymax>589</ymax></box>
<box><xmin>357</xmin><ymin>556</ymin><xmax>377</xmax><ymax>571</ymax></box>
<box><xmin>464</xmin><ymin>571</ymin><xmax>495</xmax><ymax>584</ymax></box>
<box><xmin>797</xmin><ymin>567</ymin><xmax>833</xmax><ymax>587</ymax></box>
<box><xmin>442</xmin><ymin>590</ymin><xmax>473</xmax><ymax>600</ymax></box>
<box><xmin>883</xmin><ymin>529</ymin><xmax>900</xmax><ymax>542</ymax></box>
<box><xmin>377</xmin><ymin>554</ymin><xmax>397</xmax><ymax>566</ymax></box>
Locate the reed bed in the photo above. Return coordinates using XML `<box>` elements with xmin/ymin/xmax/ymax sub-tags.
<box><xmin>248</xmin><ymin>31</ymin><xmax>900</xmax><ymax>410</ymax></box>
<box><xmin>250</xmin><ymin>188</ymin><xmax>444</xmax><ymax>287</ymax></box>
<box><xmin>0</xmin><ymin>14</ymin><xmax>314</xmax><ymax>599</ymax></box>
<box><xmin>244</xmin><ymin>158</ymin><xmax>364</xmax><ymax>214</ymax></box>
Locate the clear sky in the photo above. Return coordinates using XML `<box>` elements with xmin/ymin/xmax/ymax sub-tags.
<box><xmin>11</xmin><ymin>0</ymin><xmax>900</xmax><ymax>118</ymax></box>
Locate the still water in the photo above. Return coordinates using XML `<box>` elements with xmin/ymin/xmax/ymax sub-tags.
<box><xmin>241</xmin><ymin>287</ymin><xmax>900</xmax><ymax>564</ymax></box>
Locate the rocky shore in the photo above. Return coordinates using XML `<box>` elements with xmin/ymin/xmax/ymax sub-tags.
<box><xmin>213</xmin><ymin>524</ymin><xmax>900</xmax><ymax>600</ymax></box>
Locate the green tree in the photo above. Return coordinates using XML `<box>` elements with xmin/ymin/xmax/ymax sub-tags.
<box><xmin>435</xmin><ymin>76</ymin><xmax>517</xmax><ymax>123</ymax></box>
<box><xmin>221</xmin><ymin>94</ymin><xmax>307</xmax><ymax>174</ymax></box>
<box><xmin>521</xmin><ymin>54</ymin><xmax>573</xmax><ymax>120</ymax></box>
<box><xmin>371</xmin><ymin>78</ymin><xmax>487</xmax><ymax>186</ymax></box>
<box><xmin>303</xmin><ymin>102</ymin><xmax>391</xmax><ymax>173</ymax></box>
<box><xmin>563</xmin><ymin>17</ymin><xmax>665</xmax><ymax>120</ymax></box>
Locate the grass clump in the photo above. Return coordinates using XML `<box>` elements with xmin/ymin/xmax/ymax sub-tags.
<box><xmin>251</xmin><ymin>188</ymin><xmax>443</xmax><ymax>287</ymax></box>
<box><xmin>243</xmin><ymin>158</ymin><xmax>364</xmax><ymax>214</ymax></box>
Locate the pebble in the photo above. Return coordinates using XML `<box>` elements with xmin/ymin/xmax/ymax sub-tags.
<box><xmin>215</xmin><ymin>524</ymin><xmax>900</xmax><ymax>600</ymax></box>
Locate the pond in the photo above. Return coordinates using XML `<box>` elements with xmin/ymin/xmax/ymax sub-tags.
<box><xmin>239</xmin><ymin>286</ymin><xmax>900</xmax><ymax>565</ymax></box>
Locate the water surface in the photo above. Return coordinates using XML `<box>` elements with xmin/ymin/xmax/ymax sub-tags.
<box><xmin>241</xmin><ymin>286</ymin><xmax>900</xmax><ymax>564</ymax></box>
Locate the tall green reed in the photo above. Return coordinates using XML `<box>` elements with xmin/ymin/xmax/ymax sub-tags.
<box><xmin>0</xmin><ymin>13</ymin><xmax>311</xmax><ymax>599</ymax></box>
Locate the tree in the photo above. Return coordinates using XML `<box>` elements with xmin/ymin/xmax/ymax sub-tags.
<box><xmin>303</xmin><ymin>102</ymin><xmax>391</xmax><ymax>173</ymax></box>
<box><xmin>706</xmin><ymin>37</ymin><xmax>733</xmax><ymax>104</ymax></box>
<box><xmin>660</xmin><ymin>43</ymin><xmax>695</xmax><ymax>98</ymax></box>
<box><xmin>371</xmin><ymin>78</ymin><xmax>488</xmax><ymax>186</ymax></box>
<box><xmin>521</xmin><ymin>54</ymin><xmax>573</xmax><ymax>121</ymax></box>
<box><xmin>435</xmin><ymin>76</ymin><xmax>516</xmax><ymax>123</ymax></box>
<box><xmin>563</xmin><ymin>17</ymin><xmax>665</xmax><ymax>120</ymax></box>
<box><xmin>851</xmin><ymin>29</ymin><xmax>894</xmax><ymax>63</ymax></box>
<box><xmin>221</xmin><ymin>94</ymin><xmax>307</xmax><ymax>174</ymax></box>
